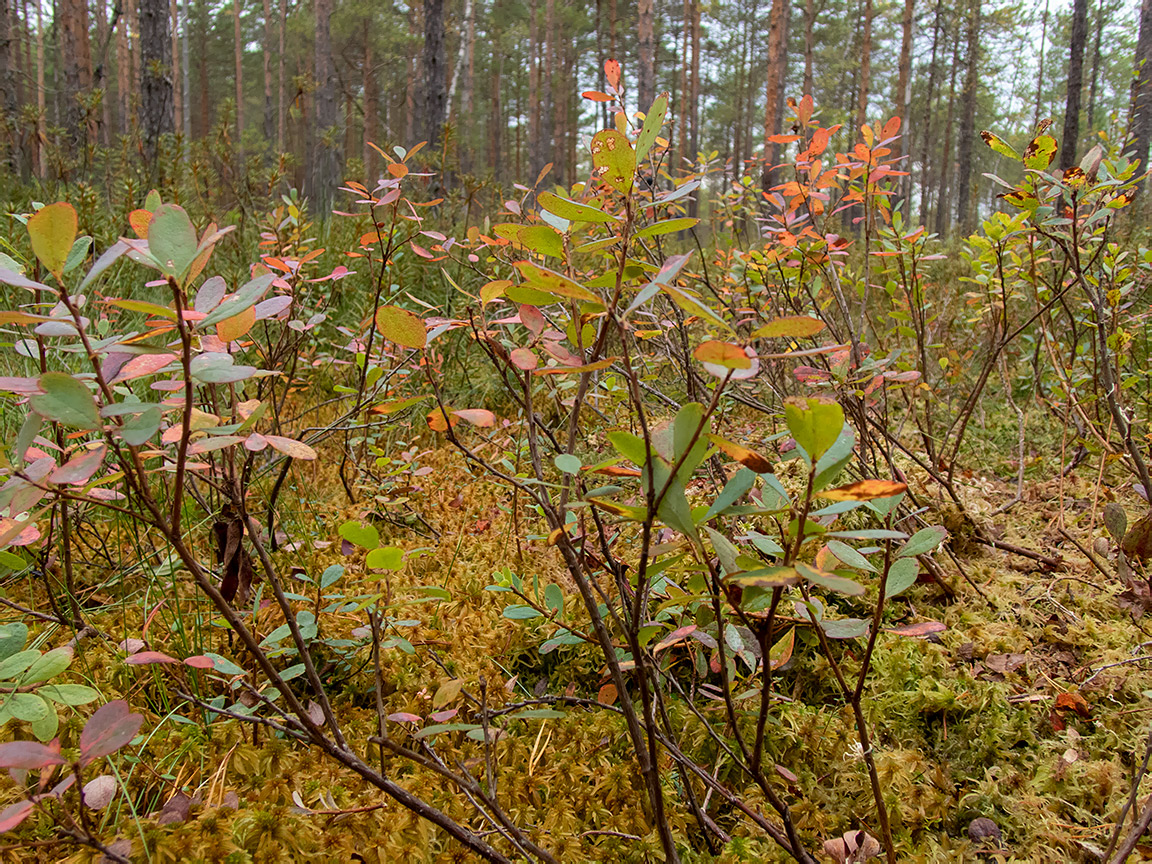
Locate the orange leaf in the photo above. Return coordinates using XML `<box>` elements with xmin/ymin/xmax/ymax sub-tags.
<box><xmin>426</xmin><ymin>409</ymin><xmax>460</xmax><ymax>432</ymax></box>
<box><xmin>216</xmin><ymin>306</ymin><xmax>256</xmax><ymax>343</ymax></box>
<box><xmin>129</xmin><ymin>209</ymin><xmax>153</xmax><ymax>239</ymax></box>
<box><xmin>818</xmin><ymin>479</ymin><xmax>908</xmax><ymax>501</ymax></box>
<box><xmin>582</xmin><ymin>90</ymin><xmax>614</xmax><ymax>102</ymax></box>
<box><xmin>605</xmin><ymin>59</ymin><xmax>621</xmax><ymax>90</ymax></box>
<box><xmin>693</xmin><ymin>340</ymin><xmax>752</xmax><ymax>370</ymax></box>
<box><xmin>597</xmin><ymin>682</ymin><xmax>618</xmax><ymax>706</ymax></box>
<box><xmin>388</xmin><ymin>162</ymin><xmax>409</xmax><ymax>178</ymax></box>
<box><xmin>707</xmin><ymin>434</ymin><xmax>773</xmax><ymax>474</ymax></box>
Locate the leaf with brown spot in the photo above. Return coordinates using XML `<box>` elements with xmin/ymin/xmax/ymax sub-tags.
<box><xmin>1122</xmin><ymin>510</ymin><xmax>1152</xmax><ymax>561</ymax></box>
<box><xmin>597</xmin><ymin>683</ymin><xmax>618</xmax><ymax>706</ymax></box>
<box><xmin>818</xmin><ymin>479</ymin><xmax>908</xmax><ymax>501</ymax></box>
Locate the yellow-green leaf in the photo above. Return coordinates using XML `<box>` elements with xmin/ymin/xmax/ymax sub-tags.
<box><xmin>374</xmin><ymin>305</ymin><xmax>426</xmax><ymax>350</ymax></box>
<box><xmin>28</xmin><ymin>203</ymin><xmax>78</xmax><ymax>280</ymax></box>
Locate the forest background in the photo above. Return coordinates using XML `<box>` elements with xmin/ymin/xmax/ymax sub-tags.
<box><xmin>0</xmin><ymin>0</ymin><xmax>1149</xmax><ymax>863</ymax></box>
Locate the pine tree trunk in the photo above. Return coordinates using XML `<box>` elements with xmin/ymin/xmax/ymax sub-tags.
<box><xmin>689</xmin><ymin>0</ymin><xmax>700</xmax><ymax>163</ymax></box>
<box><xmin>170</xmin><ymin>0</ymin><xmax>180</xmax><ymax>135</ymax></box>
<box><xmin>677</xmin><ymin>0</ymin><xmax>689</xmax><ymax>173</ymax></box>
<box><xmin>1059</xmin><ymin>0</ymin><xmax>1088</xmax><ymax>168</ymax></box>
<box><xmin>276</xmin><ymin>0</ymin><xmax>285</xmax><ymax>149</ymax></box>
<box><xmin>404</xmin><ymin>0</ymin><xmax>419</xmax><ymax>144</ymax></box>
<box><xmin>894</xmin><ymin>0</ymin><xmax>915</xmax><ymax>200</ymax></box>
<box><xmin>935</xmin><ymin>18</ymin><xmax>960</xmax><ymax>236</ymax></box>
<box><xmin>311</xmin><ymin>0</ymin><xmax>337</xmax><ymax>204</ymax></box>
<box><xmin>197</xmin><ymin>0</ymin><xmax>209</xmax><ymax>136</ymax></box>
<box><xmin>1034</xmin><ymin>0</ymin><xmax>1048</xmax><ymax>128</ymax></box>
<box><xmin>855</xmin><ymin>0</ymin><xmax>873</xmax><ymax>134</ymax></box>
<box><xmin>116</xmin><ymin>0</ymin><xmax>129</xmax><ymax>134</ymax></box>
<box><xmin>1128</xmin><ymin>0</ymin><xmax>1152</xmax><ymax>195</ymax></box>
<box><xmin>363</xmin><ymin>29</ymin><xmax>376</xmax><ymax>180</ymax></box>
<box><xmin>637</xmin><ymin>0</ymin><xmax>654</xmax><ymax>111</ymax></box>
<box><xmin>139</xmin><ymin>0</ymin><xmax>173</xmax><ymax>167</ymax></box>
<box><xmin>233</xmin><ymin>0</ymin><xmax>243</xmax><ymax>144</ymax></box>
<box><xmin>918</xmin><ymin>0</ymin><xmax>942</xmax><ymax>225</ymax></box>
<box><xmin>528</xmin><ymin>0</ymin><xmax>540</xmax><ymax>177</ymax></box>
<box><xmin>59</xmin><ymin>0</ymin><xmax>93</xmax><ymax>144</ymax></box>
<box><xmin>803</xmin><ymin>0</ymin><xmax>813</xmax><ymax>96</ymax></box>
<box><xmin>762</xmin><ymin>0</ymin><xmax>787</xmax><ymax>187</ymax></box>
<box><xmin>262</xmin><ymin>0</ymin><xmax>273</xmax><ymax>143</ymax></box>
<box><xmin>420</xmin><ymin>0</ymin><xmax>445</xmax><ymax>151</ymax></box>
<box><xmin>488</xmin><ymin>0</ymin><xmax>502</xmax><ymax>178</ymax></box>
<box><xmin>955</xmin><ymin>0</ymin><xmax>981</xmax><ymax>233</ymax></box>
<box><xmin>1086</xmin><ymin>0</ymin><xmax>1104</xmax><ymax>135</ymax></box>
<box><xmin>0</xmin><ymin>0</ymin><xmax>14</xmax><ymax>145</ymax></box>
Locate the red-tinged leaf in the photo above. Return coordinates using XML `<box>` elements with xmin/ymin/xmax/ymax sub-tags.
<box><xmin>124</xmin><ymin>651</ymin><xmax>178</xmax><ymax>665</ymax></box>
<box><xmin>519</xmin><ymin>303</ymin><xmax>547</xmax><ymax>335</ymax></box>
<box><xmin>582</xmin><ymin>90</ymin><xmax>614</xmax><ymax>102</ymax></box>
<box><xmin>653</xmin><ymin>624</ymin><xmax>697</xmax><ymax>653</ymax></box>
<box><xmin>0</xmin><ymin>741</ymin><xmax>67</xmax><ymax>769</ymax></box>
<box><xmin>881</xmin><ymin>116</ymin><xmax>901</xmax><ymax>140</ymax></box>
<box><xmin>48</xmin><ymin>445</ymin><xmax>106</xmax><ymax>486</ymax></box>
<box><xmin>452</xmin><ymin>409</ymin><xmax>496</xmax><ymax>427</ymax></box>
<box><xmin>410</xmin><ymin>240</ymin><xmax>436</xmax><ymax>259</ymax></box>
<box><xmin>374</xmin><ymin>304</ymin><xmax>426</xmax><ymax>350</ymax></box>
<box><xmin>110</xmin><ymin>352</ymin><xmax>177</xmax><ymax>383</ymax></box>
<box><xmin>80</xmin><ymin>701</ymin><xmax>143</xmax><ymax>763</ymax></box>
<box><xmin>0</xmin><ymin>376</ymin><xmax>43</xmax><ymax>394</ymax></box>
<box><xmin>707</xmin><ymin>434</ymin><xmax>773</xmax><ymax>473</ymax></box>
<box><xmin>694</xmin><ymin>340</ymin><xmax>752</xmax><ymax>370</ymax></box>
<box><xmin>887</xmin><ymin>621</ymin><xmax>946</xmax><ymax>637</ymax></box>
<box><xmin>388</xmin><ymin>162</ymin><xmax>409</xmax><ymax>179</ymax></box>
<box><xmin>605</xmin><ymin>59</ymin><xmax>621</xmax><ymax>89</ymax></box>
<box><xmin>264</xmin><ymin>435</ymin><xmax>318</xmax><ymax>460</ymax></box>
<box><xmin>598</xmin><ymin>682</ymin><xmax>618</xmax><ymax>706</ymax></box>
<box><xmin>752</xmin><ymin>316</ymin><xmax>826</xmax><ymax>339</ymax></box>
<box><xmin>388</xmin><ymin>712</ymin><xmax>422</xmax><ymax>723</ymax></box>
<box><xmin>0</xmin><ymin>799</ymin><xmax>35</xmax><ymax>832</ymax></box>
<box><xmin>244</xmin><ymin>432</ymin><xmax>268</xmax><ymax>451</ymax></box>
<box><xmin>510</xmin><ymin>348</ymin><xmax>538</xmax><ymax>370</ymax></box>
<box><xmin>128</xmin><ymin>209</ymin><xmax>153</xmax><ymax>238</ymax></box>
<box><xmin>767</xmin><ymin>134</ymin><xmax>802</xmax><ymax>144</ymax></box>
<box><xmin>182</xmin><ymin>655</ymin><xmax>214</xmax><ymax>669</ymax></box>
<box><xmin>818</xmin><ymin>479</ymin><xmax>908</xmax><ymax>502</ymax></box>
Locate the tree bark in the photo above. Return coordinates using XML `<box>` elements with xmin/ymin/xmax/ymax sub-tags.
<box><xmin>363</xmin><ymin>27</ymin><xmax>376</xmax><ymax>181</ymax></box>
<box><xmin>488</xmin><ymin>0</ymin><xmax>502</xmax><ymax>178</ymax></box>
<box><xmin>59</xmin><ymin>0</ymin><xmax>93</xmax><ymax>144</ymax></box>
<box><xmin>955</xmin><ymin>0</ymin><xmax>981</xmax><ymax>234</ymax></box>
<box><xmin>802</xmin><ymin>0</ymin><xmax>814</xmax><ymax>97</ymax></box>
<box><xmin>935</xmin><ymin>15</ymin><xmax>960</xmax><ymax>236</ymax></box>
<box><xmin>139</xmin><ymin>0</ymin><xmax>173</xmax><ymax>167</ymax></box>
<box><xmin>310</xmin><ymin>0</ymin><xmax>337</xmax><ymax>205</ymax></box>
<box><xmin>420</xmin><ymin>0</ymin><xmax>445</xmax><ymax>150</ymax></box>
<box><xmin>894</xmin><ymin>0</ymin><xmax>915</xmax><ymax>201</ymax></box>
<box><xmin>262</xmin><ymin>0</ymin><xmax>273</xmax><ymax>144</ymax></box>
<box><xmin>1034</xmin><ymin>0</ymin><xmax>1048</xmax><ymax>128</ymax></box>
<box><xmin>528</xmin><ymin>0</ymin><xmax>541</xmax><ymax>177</ymax></box>
<box><xmin>762</xmin><ymin>0</ymin><xmax>788</xmax><ymax>187</ymax></box>
<box><xmin>637</xmin><ymin>0</ymin><xmax>654</xmax><ymax>111</ymax></box>
<box><xmin>918</xmin><ymin>0</ymin><xmax>942</xmax><ymax>225</ymax></box>
<box><xmin>170</xmin><ymin>0</ymin><xmax>180</xmax><ymax>135</ymax></box>
<box><xmin>855</xmin><ymin>0</ymin><xmax>873</xmax><ymax>134</ymax></box>
<box><xmin>276</xmin><ymin>0</ymin><xmax>285</xmax><ymax>150</ymax></box>
<box><xmin>1129</xmin><ymin>0</ymin><xmax>1152</xmax><ymax>195</ymax></box>
<box><xmin>233</xmin><ymin>0</ymin><xmax>243</xmax><ymax>144</ymax></box>
<box><xmin>1086</xmin><ymin>0</ymin><xmax>1104</xmax><ymax>136</ymax></box>
<box><xmin>1059</xmin><ymin>0</ymin><xmax>1088</xmax><ymax>168</ymax></box>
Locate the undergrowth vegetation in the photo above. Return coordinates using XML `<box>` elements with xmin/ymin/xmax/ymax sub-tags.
<box><xmin>0</xmin><ymin>67</ymin><xmax>1151</xmax><ymax>863</ymax></box>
